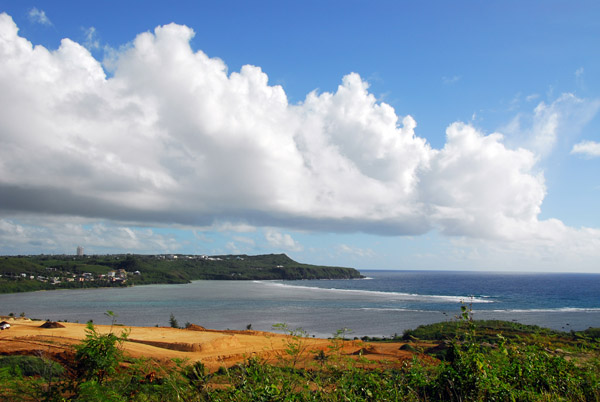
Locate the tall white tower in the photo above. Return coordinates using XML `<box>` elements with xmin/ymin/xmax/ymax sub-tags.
<box><xmin>76</xmin><ymin>246</ymin><xmax>84</xmax><ymax>256</ymax></box>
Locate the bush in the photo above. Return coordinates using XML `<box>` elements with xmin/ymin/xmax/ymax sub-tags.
<box><xmin>74</xmin><ymin>321</ymin><xmax>129</xmax><ymax>384</ymax></box>
<box><xmin>169</xmin><ymin>313</ymin><xmax>179</xmax><ymax>329</ymax></box>
<box><xmin>0</xmin><ymin>355</ymin><xmax>64</xmax><ymax>378</ymax></box>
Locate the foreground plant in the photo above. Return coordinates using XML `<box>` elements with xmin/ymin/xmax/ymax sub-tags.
<box><xmin>74</xmin><ymin>315</ymin><xmax>129</xmax><ymax>385</ymax></box>
<box><xmin>271</xmin><ymin>323</ymin><xmax>311</xmax><ymax>369</ymax></box>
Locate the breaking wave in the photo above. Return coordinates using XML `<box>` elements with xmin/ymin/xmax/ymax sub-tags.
<box><xmin>253</xmin><ymin>280</ymin><xmax>494</xmax><ymax>303</ymax></box>
<box><xmin>489</xmin><ymin>307</ymin><xmax>600</xmax><ymax>313</ymax></box>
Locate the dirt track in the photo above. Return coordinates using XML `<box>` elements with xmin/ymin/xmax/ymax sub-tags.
<box><xmin>0</xmin><ymin>318</ymin><xmax>424</xmax><ymax>372</ymax></box>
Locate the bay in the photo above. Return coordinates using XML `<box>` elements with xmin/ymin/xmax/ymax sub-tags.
<box><xmin>1</xmin><ymin>270</ymin><xmax>599</xmax><ymax>338</ymax></box>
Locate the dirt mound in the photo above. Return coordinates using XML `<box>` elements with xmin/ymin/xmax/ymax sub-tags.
<box><xmin>399</xmin><ymin>343</ymin><xmax>420</xmax><ymax>353</ymax></box>
<box><xmin>40</xmin><ymin>321</ymin><xmax>65</xmax><ymax>329</ymax></box>
<box><xmin>352</xmin><ymin>346</ymin><xmax>376</xmax><ymax>355</ymax></box>
<box><xmin>185</xmin><ymin>324</ymin><xmax>206</xmax><ymax>331</ymax></box>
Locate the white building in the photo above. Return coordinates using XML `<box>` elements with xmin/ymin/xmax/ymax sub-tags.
<box><xmin>76</xmin><ymin>246</ymin><xmax>84</xmax><ymax>256</ymax></box>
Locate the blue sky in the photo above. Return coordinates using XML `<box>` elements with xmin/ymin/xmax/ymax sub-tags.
<box><xmin>0</xmin><ymin>1</ymin><xmax>599</xmax><ymax>272</ymax></box>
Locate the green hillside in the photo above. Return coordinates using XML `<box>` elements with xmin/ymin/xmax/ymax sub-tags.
<box><xmin>0</xmin><ymin>253</ymin><xmax>363</xmax><ymax>293</ymax></box>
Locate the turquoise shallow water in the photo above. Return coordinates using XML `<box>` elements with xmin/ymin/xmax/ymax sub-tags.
<box><xmin>1</xmin><ymin>270</ymin><xmax>599</xmax><ymax>337</ymax></box>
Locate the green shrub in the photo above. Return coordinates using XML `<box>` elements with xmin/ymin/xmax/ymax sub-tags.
<box><xmin>0</xmin><ymin>355</ymin><xmax>64</xmax><ymax>378</ymax></box>
<box><xmin>74</xmin><ymin>321</ymin><xmax>129</xmax><ymax>384</ymax></box>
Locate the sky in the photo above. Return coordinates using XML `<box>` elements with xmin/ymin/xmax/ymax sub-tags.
<box><xmin>0</xmin><ymin>1</ymin><xmax>599</xmax><ymax>272</ymax></box>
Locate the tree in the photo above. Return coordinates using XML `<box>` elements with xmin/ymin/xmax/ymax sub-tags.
<box><xmin>74</xmin><ymin>321</ymin><xmax>128</xmax><ymax>384</ymax></box>
<box><xmin>169</xmin><ymin>313</ymin><xmax>179</xmax><ymax>329</ymax></box>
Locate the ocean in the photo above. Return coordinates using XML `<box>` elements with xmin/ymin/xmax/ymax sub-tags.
<box><xmin>1</xmin><ymin>270</ymin><xmax>599</xmax><ymax>338</ymax></box>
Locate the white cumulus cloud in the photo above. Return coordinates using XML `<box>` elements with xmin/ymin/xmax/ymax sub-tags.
<box><xmin>420</xmin><ymin>123</ymin><xmax>546</xmax><ymax>240</ymax></box>
<box><xmin>0</xmin><ymin>13</ymin><xmax>599</xmax><ymax>266</ymax></box>
<box><xmin>571</xmin><ymin>140</ymin><xmax>600</xmax><ymax>158</ymax></box>
<box><xmin>265</xmin><ymin>230</ymin><xmax>303</xmax><ymax>252</ymax></box>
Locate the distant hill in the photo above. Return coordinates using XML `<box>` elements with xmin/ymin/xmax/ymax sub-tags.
<box><xmin>0</xmin><ymin>253</ymin><xmax>363</xmax><ymax>293</ymax></box>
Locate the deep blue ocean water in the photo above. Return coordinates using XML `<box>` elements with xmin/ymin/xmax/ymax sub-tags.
<box><xmin>1</xmin><ymin>270</ymin><xmax>598</xmax><ymax>337</ymax></box>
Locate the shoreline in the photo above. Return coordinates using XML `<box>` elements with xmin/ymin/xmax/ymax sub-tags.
<box><xmin>2</xmin><ymin>272</ymin><xmax>600</xmax><ymax>337</ymax></box>
<box><xmin>2</xmin><ymin>281</ymin><xmax>600</xmax><ymax>337</ymax></box>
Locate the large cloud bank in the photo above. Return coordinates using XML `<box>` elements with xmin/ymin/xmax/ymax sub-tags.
<box><xmin>0</xmin><ymin>14</ymin><xmax>596</xmax><ymax>253</ymax></box>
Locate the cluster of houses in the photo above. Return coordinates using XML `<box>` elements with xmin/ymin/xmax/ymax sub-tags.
<box><xmin>4</xmin><ymin>267</ymin><xmax>140</xmax><ymax>285</ymax></box>
<box><xmin>155</xmin><ymin>254</ymin><xmax>223</xmax><ymax>261</ymax></box>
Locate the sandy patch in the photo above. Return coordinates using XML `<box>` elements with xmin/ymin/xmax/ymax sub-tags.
<box><xmin>0</xmin><ymin>320</ymin><xmax>424</xmax><ymax>372</ymax></box>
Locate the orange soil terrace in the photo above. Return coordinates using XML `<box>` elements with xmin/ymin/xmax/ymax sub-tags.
<box><xmin>0</xmin><ymin>318</ymin><xmax>433</xmax><ymax>372</ymax></box>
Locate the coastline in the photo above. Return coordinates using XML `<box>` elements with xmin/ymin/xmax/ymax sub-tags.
<box><xmin>2</xmin><ymin>271</ymin><xmax>600</xmax><ymax>337</ymax></box>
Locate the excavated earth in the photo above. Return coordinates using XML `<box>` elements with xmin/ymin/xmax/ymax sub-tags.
<box><xmin>0</xmin><ymin>317</ymin><xmax>434</xmax><ymax>372</ymax></box>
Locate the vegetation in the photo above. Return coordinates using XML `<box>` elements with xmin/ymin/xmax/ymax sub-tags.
<box><xmin>0</xmin><ymin>355</ymin><xmax>64</xmax><ymax>379</ymax></box>
<box><xmin>0</xmin><ymin>253</ymin><xmax>363</xmax><ymax>294</ymax></box>
<box><xmin>74</xmin><ymin>312</ymin><xmax>129</xmax><ymax>385</ymax></box>
<box><xmin>169</xmin><ymin>313</ymin><xmax>180</xmax><ymax>329</ymax></box>
<box><xmin>402</xmin><ymin>318</ymin><xmax>566</xmax><ymax>341</ymax></box>
<box><xmin>1</xmin><ymin>307</ymin><xmax>599</xmax><ymax>401</ymax></box>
